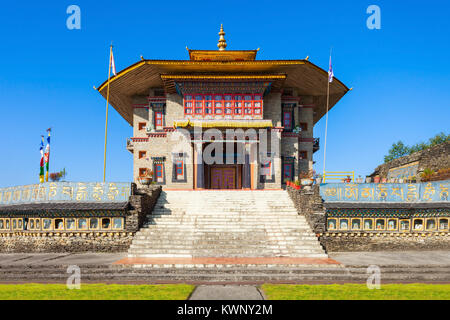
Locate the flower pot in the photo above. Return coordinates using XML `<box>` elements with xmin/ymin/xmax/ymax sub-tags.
<box><xmin>373</xmin><ymin>176</ymin><xmax>381</xmax><ymax>183</ymax></box>
<box><xmin>365</xmin><ymin>177</ymin><xmax>372</xmax><ymax>183</ymax></box>
<box><xmin>139</xmin><ymin>178</ymin><xmax>152</xmax><ymax>186</ymax></box>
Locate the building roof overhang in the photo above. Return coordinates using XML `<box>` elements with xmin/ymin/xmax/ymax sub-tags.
<box><xmin>97</xmin><ymin>59</ymin><xmax>350</xmax><ymax>126</ymax></box>
<box><xmin>187</xmin><ymin>49</ymin><xmax>259</xmax><ymax>61</ymax></box>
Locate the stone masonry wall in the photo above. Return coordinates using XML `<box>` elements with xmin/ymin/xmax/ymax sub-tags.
<box><xmin>372</xmin><ymin>140</ymin><xmax>450</xmax><ymax>180</ymax></box>
<box><xmin>0</xmin><ymin>185</ymin><xmax>162</xmax><ymax>253</ymax></box>
<box><xmin>287</xmin><ymin>184</ymin><xmax>450</xmax><ymax>252</ymax></box>
<box><xmin>286</xmin><ymin>185</ymin><xmax>326</xmax><ymax>233</ymax></box>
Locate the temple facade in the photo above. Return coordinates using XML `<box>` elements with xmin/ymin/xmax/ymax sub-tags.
<box><xmin>97</xmin><ymin>26</ymin><xmax>349</xmax><ymax>189</ymax></box>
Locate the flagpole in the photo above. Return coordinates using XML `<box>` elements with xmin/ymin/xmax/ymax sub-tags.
<box><xmin>323</xmin><ymin>48</ymin><xmax>332</xmax><ymax>176</ymax></box>
<box><xmin>103</xmin><ymin>44</ymin><xmax>113</xmax><ymax>182</ymax></box>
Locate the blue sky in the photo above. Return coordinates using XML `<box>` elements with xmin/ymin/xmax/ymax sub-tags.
<box><xmin>0</xmin><ymin>1</ymin><xmax>449</xmax><ymax>186</ymax></box>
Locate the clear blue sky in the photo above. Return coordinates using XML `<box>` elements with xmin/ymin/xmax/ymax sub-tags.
<box><xmin>0</xmin><ymin>1</ymin><xmax>449</xmax><ymax>186</ymax></box>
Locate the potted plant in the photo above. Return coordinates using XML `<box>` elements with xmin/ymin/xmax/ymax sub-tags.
<box><xmin>49</xmin><ymin>168</ymin><xmax>67</xmax><ymax>182</ymax></box>
<box><xmin>420</xmin><ymin>168</ymin><xmax>435</xmax><ymax>182</ymax></box>
<box><xmin>299</xmin><ymin>170</ymin><xmax>314</xmax><ymax>186</ymax></box>
<box><xmin>139</xmin><ymin>169</ymin><xmax>153</xmax><ymax>186</ymax></box>
<box><xmin>314</xmin><ymin>173</ymin><xmax>323</xmax><ymax>185</ymax></box>
<box><xmin>344</xmin><ymin>175</ymin><xmax>351</xmax><ymax>183</ymax></box>
<box><xmin>365</xmin><ymin>176</ymin><xmax>372</xmax><ymax>183</ymax></box>
<box><xmin>373</xmin><ymin>175</ymin><xmax>381</xmax><ymax>183</ymax></box>
<box><xmin>294</xmin><ymin>179</ymin><xmax>301</xmax><ymax>190</ymax></box>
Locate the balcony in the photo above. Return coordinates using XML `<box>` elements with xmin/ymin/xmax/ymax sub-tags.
<box><xmin>313</xmin><ymin>138</ymin><xmax>320</xmax><ymax>153</ymax></box>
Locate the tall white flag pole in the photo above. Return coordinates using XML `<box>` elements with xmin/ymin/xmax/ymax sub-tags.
<box><xmin>323</xmin><ymin>48</ymin><xmax>333</xmax><ymax>177</ymax></box>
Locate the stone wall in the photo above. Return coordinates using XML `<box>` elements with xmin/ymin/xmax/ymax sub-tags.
<box><xmin>287</xmin><ymin>184</ymin><xmax>450</xmax><ymax>252</ymax></box>
<box><xmin>372</xmin><ymin>140</ymin><xmax>450</xmax><ymax>180</ymax></box>
<box><xmin>0</xmin><ymin>185</ymin><xmax>162</xmax><ymax>253</ymax></box>
<box><xmin>286</xmin><ymin>185</ymin><xmax>326</xmax><ymax>233</ymax></box>
<box><xmin>320</xmin><ymin>233</ymin><xmax>450</xmax><ymax>252</ymax></box>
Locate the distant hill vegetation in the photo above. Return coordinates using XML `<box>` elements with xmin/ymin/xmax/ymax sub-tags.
<box><xmin>384</xmin><ymin>132</ymin><xmax>450</xmax><ymax>163</ymax></box>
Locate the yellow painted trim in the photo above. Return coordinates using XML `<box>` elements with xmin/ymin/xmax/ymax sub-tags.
<box><xmin>97</xmin><ymin>60</ymin><xmax>304</xmax><ymax>92</ymax></box>
<box><xmin>161</xmin><ymin>74</ymin><xmax>286</xmax><ymax>80</ymax></box>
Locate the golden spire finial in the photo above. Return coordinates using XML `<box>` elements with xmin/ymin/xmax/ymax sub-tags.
<box><xmin>217</xmin><ymin>24</ymin><xmax>227</xmax><ymax>51</ymax></box>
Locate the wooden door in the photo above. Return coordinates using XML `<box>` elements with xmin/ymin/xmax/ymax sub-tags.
<box><xmin>211</xmin><ymin>167</ymin><xmax>236</xmax><ymax>189</ymax></box>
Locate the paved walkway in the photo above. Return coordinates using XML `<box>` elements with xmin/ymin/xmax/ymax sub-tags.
<box><xmin>114</xmin><ymin>257</ymin><xmax>340</xmax><ymax>266</ymax></box>
<box><xmin>329</xmin><ymin>251</ymin><xmax>450</xmax><ymax>265</ymax></box>
<box><xmin>189</xmin><ymin>285</ymin><xmax>265</xmax><ymax>300</ymax></box>
<box><xmin>0</xmin><ymin>251</ymin><xmax>449</xmax><ymax>266</ymax></box>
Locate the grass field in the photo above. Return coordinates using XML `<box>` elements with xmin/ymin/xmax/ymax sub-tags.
<box><xmin>0</xmin><ymin>284</ymin><xmax>195</xmax><ymax>300</ymax></box>
<box><xmin>261</xmin><ymin>284</ymin><xmax>450</xmax><ymax>300</ymax></box>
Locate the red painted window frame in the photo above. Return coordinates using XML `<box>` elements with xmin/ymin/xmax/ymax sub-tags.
<box><xmin>155</xmin><ymin>163</ymin><xmax>163</xmax><ymax>182</ymax></box>
<box><xmin>299</xmin><ymin>151</ymin><xmax>308</xmax><ymax>160</ymax></box>
<box><xmin>138</xmin><ymin>151</ymin><xmax>146</xmax><ymax>159</ymax></box>
<box><xmin>261</xmin><ymin>160</ymin><xmax>272</xmax><ymax>177</ymax></box>
<box><xmin>183</xmin><ymin>94</ymin><xmax>263</xmax><ymax>117</ymax></box>
<box><xmin>154</xmin><ymin>111</ymin><xmax>163</xmax><ymax>130</ymax></box>
<box><xmin>283</xmin><ymin>163</ymin><xmax>293</xmax><ymax>181</ymax></box>
<box><xmin>299</xmin><ymin>122</ymin><xmax>308</xmax><ymax>131</ymax></box>
<box><xmin>283</xmin><ymin>111</ymin><xmax>292</xmax><ymax>130</ymax></box>
<box><xmin>175</xmin><ymin>160</ymin><xmax>183</xmax><ymax>179</ymax></box>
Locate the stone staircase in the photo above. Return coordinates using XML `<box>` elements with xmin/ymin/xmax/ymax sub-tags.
<box><xmin>128</xmin><ymin>190</ymin><xmax>327</xmax><ymax>258</ymax></box>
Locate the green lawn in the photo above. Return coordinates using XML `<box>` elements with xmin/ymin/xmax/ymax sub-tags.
<box><xmin>261</xmin><ymin>284</ymin><xmax>450</xmax><ymax>300</ymax></box>
<box><xmin>0</xmin><ymin>284</ymin><xmax>195</xmax><ymax>300</ymax></box>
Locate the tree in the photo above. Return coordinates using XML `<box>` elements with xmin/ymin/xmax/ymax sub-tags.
<box><xmin>428</xmin><ymin>132</ymin><xmax>449</xmax><ymax>147</ymax></box>
<box><xmin>383</xmin><ymin>132</ymin><xmax>449</xmax><ymax>163</ymax></box>
<box><xmin>384</xmin><ymin>141</ymin><xmax>410</xmax><ymax>163</ymax></box>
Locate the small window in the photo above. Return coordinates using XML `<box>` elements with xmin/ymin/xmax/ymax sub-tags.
<box><xmin>400</xmin><ymin>220</ymin><xmax>410</xmax><ymax>232</ymax></box>
<box><xmin>299</xmin><ymin>151</ymin><xmax>308</xmax><ymax>160</ymax></box>
<box><xmin>5</xmin><ymin>219</ymin><xmax>9</xmax><ymax>230</ymax></box>
<box><xmin>283</xmin><ymin>111</ymin><xmax>292</xmax><ymax>130</ymax></box>
<box><xmin>205</xmin><ymin>101</ymin><xmax>213</xmax><ymax>114</ymax></box>
<box><xmin>113</xmin><ymin>218</ymin><xmax>123</xmax><ymax>230</ymax></box>
<box><xmin>339</xmin><ymin>219</ymin><xmax>349</xmax><ymax>230</ymax></box>
<box><xmin>0</xmin><ymin>219</ymin><xmax>4</xmax><ymax>229</ymax></box>
<box><xmin>439</xmin><ymin>218</ymin><xmax>449</xmax><ymax>230</ymax></box>
<box><xmin>35</xmin><ymin>219</ymin><xmax>40</xmax><ymax>230</ymax></box>
<box><xmin>387</xmin><ymin>219</ymin><xmax>397</xmax><ymax>230</ymax></box>
<box><xmin>43</xmin><ymin>219</ymin><xmax>52</xmax><ymax>230</ymax></box>
<box><xmin>413</xmin><ymin>219</ymin><xmax>424</xmax><ymax>231</ymax></box>
<box><xmin>29</xmin><ymin>219</ymin><xmax>35</xmax><ymax>230</ymax></box>
<box><xmin>283</xmin><ymin>162</ymin><xmax>293</xmax><ymax>182</ymax></box>
<box><xmin>426</xmin><ymin>219</ymin><xmax>436</xmax><ymax>230</ymax></box>
<box><xmin>155</xmin><ymin>163</ymin><xmax>164</xmax><ymax>183</ymax></box>
<box><xmin>66</xmin><ymin>218</ymin><xmax>76</xmax><ymax>230</ymax></box>
<box><xmin>154</xmin><ymin>111</ymin><xmax>163</xmax><ymax>130</ymax></box>
<box><xmin>363</xmin><ymin>219</ymin><xmax>373</xmax><ymax>230</ymax></box>
<box><xmin>327</xmin><ymin>219</ymin><xmax>337</xmax><ymax>230</ymax></box>
<box><xmin>102</xmin><ymin>218</ymin><xmax>111</xmax><ymax>229</ymax></box>
<box><xmin>12</xmin><ymin>219</ymin><xmax>17</xmax><ymax>230</ymax></box>
<box><xmin>244</xmin><ymin>102</ymin><xmax>252</xmax><ymax>114</ymax></box>
<box><xmin>138</xmin><ymin>151</ymin><xmax>146</xmax><ymax>159</ymax></box>
<box><xmin>299</xmin><ymin>122</ymin><xmax>308</xmax><ymax>131</ymax></box>
<box><xmin>351</xmin><ymin>219</ymin><xmax>361</xmax><ymax>230</ymax></box>
<box><xmin>55</xmin><ymin>219</ymin><xmax>64</xmax><ymax>230</ymax></box>
<box><xmin>375</xmin><ymin>219</ymin><xmax>385</xmax><ymax>230</ymax></box>
<box><xmin>261</xmin><ymin>161</ymin><xmax>272</xmax><ymax>178</ymax></box>
<box><xmin>90</xmin><ymin>218</ymin><xmax>99</xmax><ymax>230</ymax></box>
<box><xmin>18</xmin><ymin>219</ymin><xmax>23</xmax><ymax>229</ymax></box>
<box><xmin>175</xmin><ymin>161</ymin><xmax>184</xmax><ymax>180</ymax></box>
<box><xmin>139</xmin><ymin>168</ymin><xmax>148</xmax><ymax>177</ymax></box>
<box><xmin>78</xmin><ymin>218</ymin><xmax>88</xmax><ymax>230</ymax></box>
<box><xmin>138</xmin><ymin>122</ymin><xmax>146</xmax><ymax>131</ymax></box>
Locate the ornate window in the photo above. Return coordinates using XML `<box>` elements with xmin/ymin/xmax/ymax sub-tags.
<box><xmin>327</xmin><ymin>218</ymin><xmax>337</xmax><ymax>230</ymax></box>
<box><xmin>78</xmin><ymin>218</ymin><xmax>88</xmax><ymax>230</ymax></box>
<box><xmin>282</xmin><ymin>157</ymin><xmax>294</xmax><ymax>183</ymax></box>
<box><xmin>89</xmin><ymin>218</ymin><xmax>99</xmax><ymax>230</ymax></box>
<box><xmin>154</xmin><ymin>163</ymin><xmax>164</xmax><ymax>184</ymax></box>
<box><xmin>154</xmin><ymin>111</ymin><xmax>163</xmax><ymax>130</ymax></box>
<box><xmin>183</xmin><ymin>94</ymin><xmax>263</xmax><ymax>117</ymax></box>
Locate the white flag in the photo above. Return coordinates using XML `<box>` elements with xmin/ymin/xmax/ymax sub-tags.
<box><xmin>110</xmin><ymin>48</ymin><xmax>117</xmax><ymax>76</ymax></box>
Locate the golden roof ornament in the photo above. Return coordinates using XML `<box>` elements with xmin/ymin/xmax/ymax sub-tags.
<box><xmin>217</xmin><ymin>24</ymin><xmax>227</xmax><ymax>51</ymax></box>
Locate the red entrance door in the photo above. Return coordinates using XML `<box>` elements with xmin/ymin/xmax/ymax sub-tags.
<box><xmin>211</xmin><ymin>167</ymin><xmax>236</xmax><ymax>189</ymax></box>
